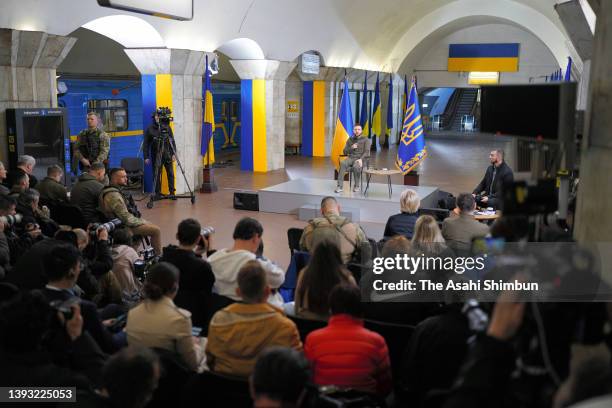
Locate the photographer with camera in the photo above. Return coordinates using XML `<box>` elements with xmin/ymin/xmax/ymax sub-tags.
<box><xmin>160</xmin><ymin>218</ymin><xmax>215</xmax><ymax>328</ymax></box>
<box><xmin>0</xmin><ymin>194</ymin><xmax>41</xmax><ymax>265</ymax></box>
<box><xmin>144</xmin><ymin>109</ymin><xmax>176</xmax><ymax>199</ymax></box>
<box><xmin>100</xmin><ymin>168</ymin><xmax>162</xmax><ymax>255</ymax></box>
<box><xmin>41</xmin><ymin>243</ymin><xmax>122</xmax><ymax>353</ymax></box>
<box><xmin>17</xmin><ymin>188</ymin><xmax>59</xmax><ymax>237</ymax></box>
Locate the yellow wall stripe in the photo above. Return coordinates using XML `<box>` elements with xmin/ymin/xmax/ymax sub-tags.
<box><xmin>70</xmin><ymin>129</ymin><xmax>143</xmax><ymax>141</ymax></box>
<box><xmin>252</xmin><ymin>79</ymin><xmax>267</xmax><ymax>172</ymax></box>
<box><xmin>448</xmin><ymin>57</ymin><xmax>519</xmax><ymax>72</ymax></box>
<box><xmin>312</xmin><ymin>80</ymin><xmax>325</xmax><ymax>157</ymax></box>
<box><xmin>155</xmin><ymin>74</ymin><xmax>175</xmax><ymax>194</ymax></box>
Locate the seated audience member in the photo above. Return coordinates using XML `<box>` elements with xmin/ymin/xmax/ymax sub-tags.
<box><xmin>412</xmin><ymin>214</ymin><xmax>453</xmax><ymax>257</ymax></box>
<box><xmin>396</xmin><ymin>301</ymin><xmax>475</xmax><ymax>406</ymax></box>
<box><xmin>0</xmin><ymin>194</ymin><xmax>41</xmax><ymax>265</ymax></box>
<box><xmin>70</xmin><ymin>162</ymin><xmax>106</xmax><ymax>224</ymax></box>
<box><xmin>17</xmin><ymin>188</ymin><xmax>59</xmax><ymax>237</ymax></box>
<box><xmin>42</xmin><ymin>243</ymin><xmax>118</xmax><ymax>353</ymax></box>
<box><xmin>73</xmin><ymin>227</ymin><xmax>120</xmax><ymax>306</ymax></box>
<box><xmin>5</xmin><ymin>154</ymin><xmax>38</xmax><ymax>189</ymax></box>
<box><xmin>294</xmin><ymin>240</ymin><xmax>355</xmax><ymax>320</ymax></box>
<box><xmin>7</xmin><ymin>230</ymin><xmax>73</xmax><ymax>290</ymax></box>
<box><xmin>0</xmin><ymin>161</ymin><xmax>10</xmax><ymax>195</ymax></box>
<box><xmin>126</xmin><ymin>262</ymin><xmax>204</xmax><ymax>372</ymax></box>
<box><xmin>9</xmin><ymin>172</ymin><xmax>29</xmax><ymax>197</ymax></box>
<box><xmin>100</xmin><ymin>168</ymin><xmax>162</xmax><ymax>255</ymax></box>
<box><xmin>0</xmin><ymin>290</ymin><xmax>105</xmax><ymax>388</ymax></box>
<box><xmin>206</xmin><ymin>261</ymin><xmax>302</xmax><ymax>377</ymax></box>
<box><xmin>304</xmin><ymin>283</ymin><xmax>393</xmax><ymax>396</ymax></box>
<box><xmin>72</xmin><ymin>346</ymin><xmax>161</xmax><ymax>408</ymax></box>
<box><xmin>251</xmin><ymin>347</ymin><xmax>312</xmax><ymax>408</ymax></box>
<box><xmin>111</xmin><ymin>228</ymin><xmax>142</xmax><ymax>304</ymax></box>
<box><xmin>361</xmin><ymin>236</ymin><xmax>442</xmax><ymax>325</ymax></box>
<box><xmin>208</xmin><ymin>217</ymin><xmax>284</xmax><ymax>305</ymax></box>
<box><xmin>299</xmin><ymin>196</ymin><xmax>368</xmax><ymax>264</ymax></box>
<box><xmin>160</xmin><ymin>218</ymin><xmax>215</xmax><ymax>328</ymax></box>
<box><xmin>0</xmin><ymin>220</ymin><xmax>9</xmax><ymax>280</ymax></box>
<box><xmin>383</xmin><ymin>189</ymin><xmax>420</xmax><ymax>240</ymax></box>
<box><xmin>442</xmin><ymin>193</ymin><xmax>490</xmax><ymax>254</ymax></box>
<box><xmin>36</xmin><ymin>164</ymin><xmax>69</xmax><ymax>203</ymax></box>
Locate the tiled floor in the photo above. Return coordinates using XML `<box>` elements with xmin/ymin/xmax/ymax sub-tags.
<box><xmin>139</xmin><ymin>133</ymin><xmax>511</xmax><ymax>270</ymax></box>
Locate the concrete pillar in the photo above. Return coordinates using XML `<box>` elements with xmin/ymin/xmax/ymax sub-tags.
<box><xmin>574</xmin><ymin>2</ymin><xmax>612</xmax><ymax>243</ymax></box>
<box><xmin>230</xmin><ymin>60</ymin><xmax>296</xmax><ymax>172</ymax></box>
<box><xmin>0</xmin><ymin>29</ymin><xmax>76</xmax><ymax>162</ymax></box>
<box><xmin>124</xmin><ymin>48</ymin><xmax>215</xmax><ymax>194</ymax></box>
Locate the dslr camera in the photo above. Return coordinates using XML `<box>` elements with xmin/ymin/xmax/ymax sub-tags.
<box><xmin>89</xmin><ymin>218</ymin><xmax>122</xmax><ymax>239</ymax></box>
<box><xmin>134</xmin><ymin>247</ymin><xmax>158</xmax><ymax>282</ymax></box>
<box><xmin>0</xmin><ymin>214</ymin><xmax>23</xmax><ymax>227</ymax></box>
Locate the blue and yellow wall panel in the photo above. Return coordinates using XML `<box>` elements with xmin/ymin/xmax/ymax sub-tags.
<box><xmin>141</xmin><ymin>74</ymin><xmax>176</xmax><ymax>194</ymax></box>
<box><xmin>302</xmin><ymin>81</ymin><xmax>325</xmax><ymax>157</ymax></box>
<box><xmin>448</xmin><ymin>43</ymin><xmax>520</xmax><ymax>72</ymax></box>
<box><xmin>240</xmin><ymin>79</ymin><xmax>267</xmax><ymax>172</ymax></box>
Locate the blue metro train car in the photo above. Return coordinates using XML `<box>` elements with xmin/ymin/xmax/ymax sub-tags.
<box><xmin>58</xmin><ymin>78</ymin><xmax>241</xmax><ymax>173</ymax></box>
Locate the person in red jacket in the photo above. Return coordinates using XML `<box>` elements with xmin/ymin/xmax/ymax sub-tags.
<box><xmin>304</xmin><ymin>283</ymin><xmax>393</xmax><ymax>396</ymax></box>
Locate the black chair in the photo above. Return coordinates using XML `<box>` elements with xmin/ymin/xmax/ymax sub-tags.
<box><xmin>287</xmin><ymin>227</ymin><xmax>304</xmax><ymax>256</ymax></box>
<box><xmin>287</xmin><ymin>314</ymin><xmax>327</xmax><ymax>343</ymax></box>
<box><xmin>147</xmin><ymin>348</ymin><xmax>194</xmax><ymax>408</ymax></box>
<box><xmin>364</xmin><ymin>319</ymin><xmax>415</xmax><ymax>377</ymax></box>
<box><xmin>180</xmin><ymin>370</ymin><xmax>252</xmax><ymax>408</ymax></box>
<box><xmin>50</xmin><ymin>203</ymin><xmax>89</xmax><ymax>229</ymax></box>
<box><xmin>121</xmin><ymin>157</ymin><xmax>144</xmax><ymax>191</ymax></box>
<box><xmin>419</xmin><ymin>208</ymin><xmax>450</xmax><ymax>222</ymax></box>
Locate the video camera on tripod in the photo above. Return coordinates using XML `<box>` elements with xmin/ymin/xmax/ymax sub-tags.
<box><xmin>155</xmin><ymin>107</ymin><xmax>173</xmax><ymax>126</ymax></box>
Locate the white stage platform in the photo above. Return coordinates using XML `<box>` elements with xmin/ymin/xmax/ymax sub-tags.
<box><xmin>258</xmin><ymin>178</ymin><xmax>439</xmax><ymax>224</ymax></box>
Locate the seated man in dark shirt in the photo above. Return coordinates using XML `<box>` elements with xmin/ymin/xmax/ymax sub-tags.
<box><xmin>41</xmin><ymin>243</ymin><xmax>121</xmax><ymax>353</ymax></box>
<box><xmin>472</xmin><ymin>149</ymin><xmax>514</xmax><ymax>209</ymax></box>
<box><xmin>160</xmin><ymin>218</ymin><xmax>215</xmax><ymax>328</ymax></box>
<box><xmin>4</xmin><ymin>155</ymin><xmax>38</xmax><ymax>190</ymax></box>
<box><xmin>70</xmin><ymin>162</ymin><xmax>106</xmax><ymax>224</ymax></box>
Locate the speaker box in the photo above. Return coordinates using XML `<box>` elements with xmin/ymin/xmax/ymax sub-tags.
<box><xmin>233</xmin><ymin>191</ymin><xmax>259</xmax><ymax>211</ymax></box>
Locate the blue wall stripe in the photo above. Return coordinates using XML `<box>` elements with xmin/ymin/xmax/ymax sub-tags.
<box><xmin>141</xmin><ymin>74</ymin><xmax>156</xmax><ymax>192</ymax></box>
<box><xmin>240</xmin><ymin>79</ymin><xmax>254</xmax><ymax>171</ymax></box>
<box><xmin>302</xmin><ymin>81</ymin><xmax>313</xmax><ymax>157</ymax></box>
<box><xmin>449</xmin><ymin>43</ymin><xmax>519</xmax><ymax>58</ymax></box>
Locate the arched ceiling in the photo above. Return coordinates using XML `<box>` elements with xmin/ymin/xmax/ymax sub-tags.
<box><xmin>0</xmin><ymin>0</ymin><xmax>583</xmax><ymax>73</ymax></box>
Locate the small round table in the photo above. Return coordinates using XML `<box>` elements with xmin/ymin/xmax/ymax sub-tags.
<box><xmin>363</xmin><ymin>168</ymin><xmax>402</xmax><ymax>198</ymax></box>
<box><xmin>474</xmin><ymin>210</ymin><xmax>502</xmax><ymax>222</ymax></box>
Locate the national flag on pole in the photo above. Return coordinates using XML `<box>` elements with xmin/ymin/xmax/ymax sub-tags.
<box><xmin>331</xmin><ymin>77</ymin><xmax>354</xmax><ymax>169</ymax></box>
<box><xmin>565</xmin><ymin>57</ymin><xmax>572</xmax><ymax>81</ymax></box>
<box><xmin>360</xmin><ymin>71</ymin><xmax>369</xmax><ymax>136</ymax></box>
<box><xmin>201</xmin><ymin>55</ymin><xmax>215</xmax><ymax>166</ymax></box>
<box><xmin>396</xmin><ymin>76</ymin><xmax>427</xmax><ymax>174</ymax></box>
<box><xmin>371</xmin><ymin>72</ymin><xmax>381</xmax><ymax>149</ymax></box>
<box><xmin>385</xmin><ymin>74</ymin><xmax>393</xmax><ymax>140</ymax></box>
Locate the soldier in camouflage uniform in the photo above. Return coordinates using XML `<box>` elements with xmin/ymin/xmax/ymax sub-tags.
<box><xmin>100</xmin><ymin>168</ymin><xmax>162</xmax><ymax>255</ymax></box>
<box><xmin>75</xmin><ymin>112</ymin><xmax>111</xmax><ymax>171</ymax></box>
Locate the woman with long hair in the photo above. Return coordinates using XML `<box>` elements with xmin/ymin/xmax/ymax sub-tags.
<box><xmin>294</xmin><ymin>240</ymin><xmax>356</xmax><ymax>320</ymax></box>
<box><xmin>411</xmin><ymin>215</ymin><xmax>448</xmax><ymax>255</ymax></box>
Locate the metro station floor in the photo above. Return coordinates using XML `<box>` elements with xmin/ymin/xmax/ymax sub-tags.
<box><xmin>139</xmin><ymin>133</ymin><xmax>509</xmax><ymax>269</ymax></box>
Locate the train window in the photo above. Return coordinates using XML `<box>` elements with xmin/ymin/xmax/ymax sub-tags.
<box><xmin>87</xmin><ymin>99</ymin><xmax>128</xmax><ymax>132</ymax></box>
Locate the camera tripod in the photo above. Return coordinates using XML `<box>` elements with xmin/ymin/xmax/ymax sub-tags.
<box><xmin>146</xmin><ymin>123</ymin><xmax>195</xmax><ymax>209</ymax></box>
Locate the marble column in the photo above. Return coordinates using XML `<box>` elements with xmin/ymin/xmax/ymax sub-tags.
<box><xmin>0</xmin><ymin>29</ymin><xmax>76</xmax><ymax>163</ymax></box>
<box><xmin>230</xmin><ymin>60</ymin><xmax>296</xmax><ymax>172</ymax></box>
<box><xmin>124</xmin><ymin>48</ymin><xmax>215</xmax><ymax>194</ymax></box>
<box><xmin>574</xmin><ymin>1</ymin><xmax>612</xmax><ymax>244</ymax></box>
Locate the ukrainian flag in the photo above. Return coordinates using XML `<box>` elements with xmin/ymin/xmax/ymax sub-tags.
<box><xmin>385</xmin><ymin>74</ymin><xmax>393</xmax><ymax>144</ymax></box>
<box><xmin>371</xmin><ymin>72</ymin><xmax>381</xmax><ymax>148</ymax></box>
<box><xmin>360</xmin><ymin>71</ymin><xmax>369</xmax><ymax>137</ymax></box>
<box><xmin>331</xmin><ymin>78</ymin><xmax>353</xmax><ymax>169</ymax></box>
<box><xmin>201</xmin><ymin>55</ymin><xmax>215</xmax><ymax>166</ymax></box>
<box><xmin>396</xmin><ymin>77</ymin><xmax>427</xmax><ymax>174</ymax></box>
<box><xmin>448</xmin><ymin>43</ymin><xmax>519</xmax><ymax>72</ymax></box>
